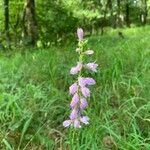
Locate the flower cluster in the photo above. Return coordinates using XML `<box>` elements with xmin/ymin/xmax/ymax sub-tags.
<box><xmin>63</xmin><ymin>28</ymin><xmax>98</xmax><ymax>128</ymax></box>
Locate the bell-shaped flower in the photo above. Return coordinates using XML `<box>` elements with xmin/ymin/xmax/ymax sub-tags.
<box><xmin>80</xmin><ymin>98</ymin><xmax>88</xmax><ymax>109</ymax></box>
<box><xmin>85</xmin><ymin>77</ymin><xmax>96</xmax><ymax>85</ymax></box>
<box><xmin>69</xmin><ymin>82</ymin><xmax>78</xmax><ymax>95</ymax></box>
<box><xmin>77</xmin><ymin>28</ymin><xmax>83</xmax><ymax>41</ymax></box>
<box><xmin>81</xmin><ymin>87</ymin><xmax>90</xmax><ymax>97</ymax></box>
<box><xmin>80</xmin><ymin>116</ymin><xmax>89</xmax><ymax>124</ymax></box>
<box><xmin>70</xmin><ymin>62</ymin><xmax>82</xmax><ymax>75</ymax></box>
<box><xmin>73</xmin><ymin>119</ymin><xmax>81</xmax><ymax>128</ymax></box>
<box><xmin>78</xmin><ymin>77</ymin><xmax>96</xmax><ymax>87</ymax></box>
<box><xmin>69</xmin><ymin>109</ymin><xmax>78</xmax><ymax>120</ymax></box>
<box><xmin>70</xmin><ymin>93</ymin><xmax>79</xmax><ymax>108</ymax></box>
<box><xmin>63</xmin><ymin>120</ymin><xmax>72</xmax><ymax>127</ymax></box>
<box><xmin>85</xmin><ymin>62</ymin><xmax>98</xmax><ymax>72</ymax></box>
<box><xmin>78</xmin><ymin>77</ymin><xmax>86</xmax><ymax>87</ymax></box>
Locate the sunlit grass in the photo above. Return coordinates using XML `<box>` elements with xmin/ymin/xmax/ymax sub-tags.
<box><xmin>0</xmin><ymin>26</ymin><xmax>150</xmax><ymax>149</ymax></box>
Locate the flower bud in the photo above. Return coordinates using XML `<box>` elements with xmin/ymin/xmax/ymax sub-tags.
<box><xmin>84</xmin><ymin>50</ymin><xmax>94</xmax><ymax>55</ymax></box>
<box><xmin>77</xmin><ymin>28</ymin><xmax>83</xmax><ymax>41</ymax></box>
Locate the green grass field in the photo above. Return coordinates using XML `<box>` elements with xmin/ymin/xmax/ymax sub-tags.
<box><xmin>0</xmin><ymin>26</ymin><xmax>150</xmax><ymax>150</ymax></box>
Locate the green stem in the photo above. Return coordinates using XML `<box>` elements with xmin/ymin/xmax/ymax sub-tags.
<box><xmin>77</xmin><ymin>41</ymin><xmax>84</xmax><ymax>97</ymax></box>
<box><xmin>69</xmin><ymin>40</ymin><xmax>84</xmax><ymax>148</ymax></box>
<box><xmin>69</xmin><ymin>128</ymin><xmax>76</xmax><ymax>149</ymax></box>
<box><xmin>78</xmin><ymin>41</ymin><xmax>84</xmax><ymax>78</ymax></box>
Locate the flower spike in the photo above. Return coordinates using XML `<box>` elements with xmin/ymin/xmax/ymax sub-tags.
<box><xmin>63</xmin><ymin>28</ymin><xmax>98</xmax><ymax>128</ymax></box>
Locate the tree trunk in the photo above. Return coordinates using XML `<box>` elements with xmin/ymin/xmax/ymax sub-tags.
<box><xmin>101</xmin><ymin>1</ymin><xmax>109</xmax><ymax>35</ymax></box>
<box><xmin>108</xmin><ymin>0</ymin><xmax>115</xmax><ymax>28</ymax></box>
<box><xmin>14</xmin><ymin>13</ymin><xmax>20</xmax><ymax>47</ymax></box>
<box><xmin>141</xmin><ymin>0</ymin><xmax>148</xmax><ymax>25</ymax></box>
<box><xmin>4</xmin><ymin>0</ymin><xmax>10</xmax><ymax>48</ymax></box>
<box><xmin>117</xmin><ymin>0</ymin><xmax>122</xmax><ymax>27</ymax></box>
<box><xmin>125</xmin><ymin>0</ymin><xmax>130</xmax><ymax>27</ymax></box>
<box><xmin>22</xmin><ymin>0</ymin><xmax>37</xmax><ymax>46</ymax></box>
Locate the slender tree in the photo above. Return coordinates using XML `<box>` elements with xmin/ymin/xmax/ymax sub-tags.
<box><xmin>4</xmin><ymin>0</ymin><xmax>10</xmax><ymax>47</ymax></box>
<box><xmin>117</xmin><ymin>0</ymin><xmax>122</xmax><ymax>27</ymax></box>
<box><xmin>125</xmin><ymin>0</ymin><xmax>130</xmax><ymax>27</ymax></box>
<box><xmin>108</xmin><ymin>0</ymin><xmax>113</xmax><ymax>14</ymax></box>
<box><xmin>101</xmin><ymin>1</ymin><xmax>109</xmax><ymax>35</ymax></box>
<box><xmin>140</xmin><ymin>0</ymin><xmax>148</xmax><ymax>25</ymax></box>
<box><xmin>22</xmin><ymin>0</ymin><xmax>37</xmax><ymax>46</ymax></box>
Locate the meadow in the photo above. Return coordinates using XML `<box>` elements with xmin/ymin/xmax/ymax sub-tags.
<box><xmin>0</xmin><ymin>26</ymin><xmax>150</xmax><ymax>150</ymax></box>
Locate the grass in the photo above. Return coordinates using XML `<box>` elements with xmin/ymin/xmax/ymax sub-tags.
<box><xmin>0</xmin><ymin>26</ymin><xmax>150</xmax><ymax>150</ymax></box>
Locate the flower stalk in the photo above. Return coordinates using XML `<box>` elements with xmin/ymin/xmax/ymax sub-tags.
<box><xmin>63</xmin><ymin>28</ymin><xmax>98</xmax><ymax>128</ymax></box>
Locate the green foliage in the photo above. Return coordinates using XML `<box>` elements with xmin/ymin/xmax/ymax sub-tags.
<box><xmin>1</xmin><ymin>0</ymin><xmax>150</xmax><ymax>47</ymax></box>
<box><xmin>0</xmin><ymin>26</ymin><xmax>150</xmax><ymax>149</ymax></box>
<box><xmin>37</xmin><ymin>0</ymin><xmax>79</xmax><ymax>46</ymax></box>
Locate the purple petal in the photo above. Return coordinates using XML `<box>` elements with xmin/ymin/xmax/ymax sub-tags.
<box><xmin>78</xmin><ymin>77</ymin><xmax>86</xmax><ymax>87</ymax></box>
<box><xmin>80</xmin><ymin>116</ymin><xmax>89</xmax><ymax>124</ymax></box>
<box><xmin>70</xmin><ymin>93</ymin><xmax>79</xmax><ymax>108</ymax></box>
<box><xmin>70</xmin><ymin>67</ymin><xmax>78</xmax><ymax>75</ymax></box>
<box><xmin>70</xmin><ymin>109</ymin><xmax>78</xmax><ymax>120</ymax></box>
<box><xmin>81</xmin><ymin>87</ymin><xmax>90</xmax><ymax>97</ymax></box>
<box><xmin>85</xmin><ymin>62</ymin><xmax>98</xmax><ymax>72</ymax></box>
<box><xmin>63</xmin><ymin>120</ymin><xmax>72</xmax><ymax>127</ymax></box>
<box><xmin>78</xmin><ymin>77</ymin><xmax>96</xmax><ymax>87</ymax></box>
<box><xmin>77</xmin><ymin>28</ymin><xmax>83</xmax><ymax>41</ymax></box>
<box><xmin>73</xmin><ymin>119</ymin><xmax>81</xmax><ymax>128</ymax></box>
<box><xmin>69</xmin><ymin>82</ymin><xmax>78</xmax><ymax>95</ymax></box>
<box><xmin>85</xmin><ymin>77</ymin><xmax>96</xmax><ymax>85</ymax></box>
<box><xmin>70</xmin><ymin>62</ymin><xmax>82</xmax><ymax>75</ymax></box>
<box><xmin>80</xmin><ymin>98</ymin><xmax>88</xmax><ymax>109</ymax></box>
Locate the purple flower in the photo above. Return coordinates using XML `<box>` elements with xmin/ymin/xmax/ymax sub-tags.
<box><xmin>81</xmin><ymin>87</ymin><xmax>90</xmax><ymax>97</ymax></box>
<box><xmin>78</xmin><ymin>77</ymin><xmax>86</xmax><ymax>87</ymax></box>
<box><xmin>80</xmin><ymin>116</ymin><xmax>89</xmax><ymax>124</ymax></box>
<box><xmin>85</xmin><ymin>62</ymin><xmax>98</xmax><ymax>72</ymax></box>
<box><xmin>78</xmin><ymin>77</ymin><xmax>96</xmax><ymax>87</ymax></box>
<box><xmin>77</xmin><ymin>28</ymin><xmax>83</xmax><ymax>41</ymax></box>
<box><xmin>63</xmin><ymin>28</ymin><xmax>97</xmax><ymax>128</ymax></box>
<box><xmin>73</xmin><ymin>119</ymin><xmax>81</xmax><ymax>128</ymax></box>
<box><xmin>69</xmin><ymin>82</ymin><xmax>78</xmax><ymax>95</ymax></box>
<box><xmin>85</xmin><ymin>77</ymin><xmax>96</xmax><ymax>85</ymax></box>
<box><xmin>70</xmin><ymin>93</ymin><xmax>79</xmax><ymax>108</ymax></box>
<box><xmin>84</xmin><ymin>50</ymin><xmax>94</xmax><ymax>55</ymax></box>
<box><xmin>70</xmin><ymin>62</ymin><xmax>82</xmax><ymax>75</ymax></box>
<box><xmin>80</xmin><ymin>98</ymin><xmax>88</xmax><ymax>109</ymax></box>
<box><xmin>70</xmin><ymin>109</ymin><xmax>78</xmax><ymax>120</ymax></box>
<box><xmin>63</xmin><ymin>120</ymin><xmax>72</xmax><ymax>127</ymax></box>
